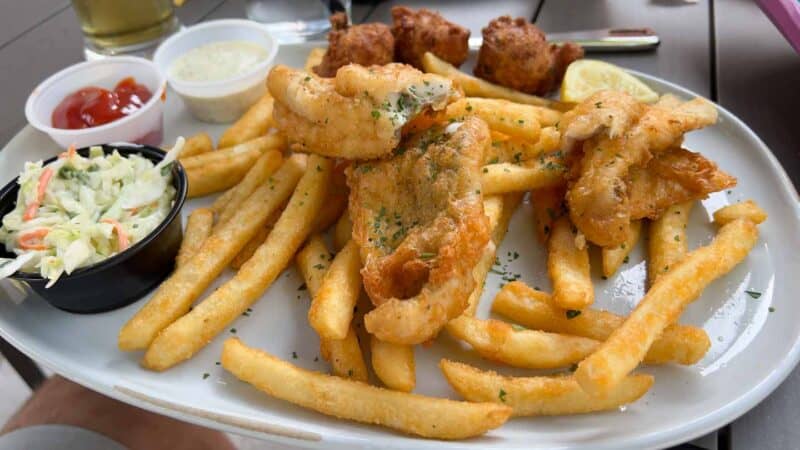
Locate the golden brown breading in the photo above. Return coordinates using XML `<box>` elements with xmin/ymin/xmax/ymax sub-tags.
<box><xmin>268</xmin><ymin>63</ymin><xmax>459</xmax><ymax>159</ymax></box>
<box><xmin>628</xmin><ymin>147</ymin><xmax>736</xmax><ymax>219</ymax></box>
<box><xmin>566</xmin><ymin>95</ymin><xmax>718</xmax><ymax>246</ymax></box>
<box><xmin>391</xmin><ymin>6</ymin><xmax>470</xmax><ymax>70</ymax></box>
<box><xmin>474</xmin><ymin>16</ymin><xmax>583</xmax><ymax>95</ymax></box>
<box><xmin>314</xmin><ymin>12</ymin><xmax>395</xmax><ymax>77</ymax></box>
<box><xmin>347</xmin><ymin>117</ymin><xmax>491</xmax><ymax>345</ymax></box>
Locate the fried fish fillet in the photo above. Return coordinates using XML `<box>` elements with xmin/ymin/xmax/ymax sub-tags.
<box><xmin>269</xmin><ymin>63</ymin><xmax>459</xmax><ymax>160</ymax></box>
<box><xmin>628</xmin><ymin>147</ymin><xmax>736</xmax><ymax>219</ymax></box>
<box><xmin>566</xmin><ymin>94</ymin><xmax>718</xmax><ymax>246</ymax></box>
<box><xmin>558</xmin><ymin>91</ymin><xmax>645</xmax><ymax>147</ymax></box>
<box><xmin>347</xmin><ymin>117</ymin><xmax>491</xmax><ymax>345</ymax></box>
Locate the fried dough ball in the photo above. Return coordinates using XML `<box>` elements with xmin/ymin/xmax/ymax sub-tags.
<box><xmin>474</xmin><ymin>16</ymin><xmax>584</xmax><ymax>95</ymax></box>
<box><xmin>313</xmin><ymin>12</ymin><xmax>395</xmax><ymax>77</ymax></box>
<box><xmin>391</xmin><ymin>6</ymin><xmax>470</xmax><ymax>70</ymax></box>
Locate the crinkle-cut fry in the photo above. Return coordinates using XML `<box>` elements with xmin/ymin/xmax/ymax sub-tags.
<box><xmin>308</xmin><ymin>240</ymin><xmax>362</xmax><ymax>340</ymax></box>
<box><xmin>420</xmin><ymin>51</ymin><xmax>569</xmax><ymax>110</ymax></box>
<box><xmin>446</xmin><ymin>98</ymin><xmax>541</xmax><ymax>142</ymax></box>
<box><xmin>602</xmin><ymin>220</ymin><xmax>642</xmax><ymax>277</ymax></box>
<box><xmin>304</xmin><ymin>47</ymin><xmax>327</xmax><ymax>73</ymax></box>
<box><xmin>175</xmin><ymin>132</ymin><xmax>213</xmax><ymax>159</ymax></box>
<box><xmin>297</xmin><ymin>236</ymin><xmax>368</xmax><ymax>382</ymax></box>
<box><xmin>370</xmin><ymin>336</ymin><xmax>415</xmax><ymax>392</ymax></box>
<box><xmin>576</xmin><ymin>218</ymin><xmax>760</xmax><ymax>395</ymax></box>
<box><xmin>333</xmin><ymin>210</ymin><xmax>352</xmax><ymax>252</ymax></box>
<box><xmin>175</xmin><ymin>208</ymin><xmax>213</xmax><ymax>269</ymax></box>
<box><xmin>447</xmin><ymin>315</ymin><xmax>599</xmax><ymax>369</ymax></box>
<box><xmin>492</xmin><ymin>281</ymin><xmax>711</xmax><ymax>365</ymax></box>
<box><xmin>218</xmin><ymin>94</ymin><xmax>275</xmax><ymax>149</ymax></box>
<box><xmin>440</xmin><ymin>359</ymin><xmax>653</xmax><ymax>417</ymax></box>
<box><xmin>466</xmin><ymin>97</ymin><xmax>561</xmax><ymax>127</ymax></box>
<box><xmin>481</xmin><ymin>160</ymin><xmax>566</xmax><ymax>196</ymax></box>
<box><xmin>713</xmin><ymin>200</ymin><xmax>767</xmax><ymax>225</ymax></box>
<box><xmin>648</xmin><ymin>201</ymin><xmax>693</xmax><ymax>286</ymax></box>
<box><xmin>548</xmin><ymin>217</ymin><xmax>593</xmax><ymax>310</ymax></box>
<box><xmin>530</xmin><ymin>186</ymin><xmax>566</xmax><ymax>243</ymax></box>
<box><xmin>118</xmin><ymin>154</ymin><xmax>303</xmax><ymax>351</ymax></box>
<box><xmin>221</xmin><ymin>338</ymin><xmax>512</xmax><ymax>439</ymax></box>
<box><xmin>181</xmin><ymin>134</ymin><xmax>285</xmax><ymax>169</ymax></box>
<box><xmin>141</xmin><ymin>156</ymin><xmax>330</xmax><ymax>370</ymax></box>
<box><xmin>213</xmin><ymin>150</ymin><xmax>285</xmax><ymax>229</ymax></box>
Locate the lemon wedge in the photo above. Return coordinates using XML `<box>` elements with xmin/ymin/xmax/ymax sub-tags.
<box><xmin>561</xmin><ymin>59</ymin><xmax>659</xmax><ymax>103</ymax></box>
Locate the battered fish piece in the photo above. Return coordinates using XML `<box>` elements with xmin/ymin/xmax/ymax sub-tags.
<box><xmin>474</xmin><ymin>16</ymin><xmax>584</xmax><ymax>95</ymax></box>
<box><xmin>558</xmin><ymin>91</ymin><xmax>646</xmax><ymax>148</ymax></box>
<box><xmin>628</xmin><ymin>147</ymin><xmax>736</xmax><ymax>219</ymax></box>
<box><xmin>567</xmin><ymin>94</ymin><xmax>718</xmax><ymax>246</ymax></box>
<box><xmin>314</xmin><ymin>12</ymin><xmax>394</xmax><ymax>77</ymax></box>
<box><xmin>391</xmin><ymin>6</ymin><xmax>470</xmax><ymax>70</ymax></box>
<box><xmin>348</xmin><ymin>117</ymin><xmax>491</xmax><ymax>345</ymax></box>
<box><xmin>269</xmin><ymin>63</ymin><xmax>459</xmax><ymax>159</ymax></box>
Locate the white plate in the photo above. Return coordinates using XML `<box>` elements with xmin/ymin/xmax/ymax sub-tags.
<box><xmin>1</xmin><ymin>43</ymin><xmax>799</xmax><ymax>450</ymax></box>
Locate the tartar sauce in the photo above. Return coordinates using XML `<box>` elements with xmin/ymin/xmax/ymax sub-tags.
<box><xmin>169</xmin><ymin>41</ymin><xmax>268</xmax><ymax>82</ymax></box>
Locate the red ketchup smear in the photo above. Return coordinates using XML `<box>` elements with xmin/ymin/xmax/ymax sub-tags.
<box><xmin>51</xmin><ymin>77</ymin><xmax>152</xmax><ymax>129</ymax></box>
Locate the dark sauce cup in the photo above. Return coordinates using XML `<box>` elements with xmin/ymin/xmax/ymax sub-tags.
<box><xmin>0</xmin><ymin>144</ymin><xmax>186</xmax><ymax>313</ymax></box>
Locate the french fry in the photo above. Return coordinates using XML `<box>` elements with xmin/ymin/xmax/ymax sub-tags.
<box><xmin>213</xmin><ymin>150</ymin><xmax>286</xmax><ymax>229</ymax></box>
<box><xmin>421</xmin><ymin>52</ymin><xmax>566</xmax><ymax>110</ymax></box>
<box><xmin>530</xmin><ymin>186</ymin><xmax>565</xmax><ymax>243</ymax></box>
<box><xmin>185</xmin><ymin>136</ymin><xmax>286</xmax><ymax>198</ymax></box>
<box><xmin>175</xmin><ymin>208</ymin><xmax>213</xmax><ymax>269</ymax></box>
<box><xmin>446</xmin><ymin>315</ymin><xmax>599</xmax><ymax>369</ymax></box>
<box><xmin>304</xmin><ymin>47</ymin><xmax>326</xmax><ymax>73</ymax></box>
<box><xmin>221</xmin><ymin>338</ymin><xmax>512</xmax><ymax>439</ymax></box>
<box><xmin>118</xmin><ymin>154</ymin><xmax>303</xmax><ymax>351</ymax></box>
<box><xmin>548</xmin><ymin>217</ymin><xmax>593</xmax><ymax>310</ymax></box>
<box><xmin>648</xmin><ymin>201</ymin><xmax>692</xmax><ymax>285</ymax></box>
<box><xmin>492</xmin><ymin>281</ymin><xmax>711</xmax><ymax>365</ymax></box>
<box><xmin>297</xmin><ymin>236</ymin><xmax>368</xmax><ymax>382</ymax></box>
<box><xmin>142</xmin><ymin>155</ymin><xmax>332</xmax><ymax>370</ymax></box>
<box><xmin>312</xmin><ymin>162</ymin><xmax>348</xmax><ymax>232</ymax></box>
<box><xmin>485</xmin><ymin>127</ymin><xmax>559</xmax><ymax>165</ymax></box>
<box><xmin>602</xmin><ymin>220</ymin><xmax>642</xmax><ymax>277</ymax></box>
<box><xmin>465</xmin><ymin>97</ymin><xmax>561</xmax><ymax>127</ymax></box>
<box><xmin>713</xmin><ymin>200</ymin><xmax>767</xmax><ymax>225</ymax></box>
<box><xmin>230</xmin><ymin>224</ymin><xmax>270</xmax><ymax>270</ymax></box>
<box><xmin>440</xmin><ymin>359</ymin><xmax>653</xmax><ymax>417</ymax></box>
<box><xmin>447</xmin><ymin>98</ymin><xmax>541</xmax><ymax>142</ymax></box>
<box><xmin>176</xmin><ymin>132</ymin><xmax>213</xmax><ymax>159</ymax></box>
<box><xmin>575</xmin><ymin>218</ymin><xmax>760</xmax><ymax>394</ymax></box>
<box><xmin>308</xmin><ymin>240</ymin><xmax>362</xmax><ymax>340</ymax></box>
<box><xmin>333</xmin><ymin>210</ymin><xmax>352</xmax><ymax>252</ymax></box>
<box><xmin>180</xmin><ymin>134</ymin><xmax>285</xmax><ymax>169</ymax></box>
<box><xmin>481</xmin><ymin>157</ymin><xmax>566</xmax><ymax>195</ymax></box>
<box><xmin>218</xmin><ymin>94</ymin><xmax>275</xmax><ymax>148</ymax></box>
<box><xmin>370</xmin><ymin>336</ymin><xmax>416</xmax><ymax>392</ymax></box>
<box><xmin>457</xmin><ymin>194</ymin><xmax>522</xmax><ymax>317</ymax></box>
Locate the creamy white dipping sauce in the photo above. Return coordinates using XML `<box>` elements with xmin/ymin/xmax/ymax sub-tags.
<box><xmin>169</xmin><ymin>40</ymin><xmax>269</xmax><ymax>83</ymax></box>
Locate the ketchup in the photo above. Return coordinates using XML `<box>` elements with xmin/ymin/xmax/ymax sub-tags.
<box><xmin>51</xmin><ymin>77</ymin><xmax>153</xmax><ymax>129</ymax></box>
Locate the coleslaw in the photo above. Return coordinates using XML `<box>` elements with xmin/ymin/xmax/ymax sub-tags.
<box><xmin>0</xmin><ymin>138</ymin><xmax>184</xmax><ymax>287</ymax></box>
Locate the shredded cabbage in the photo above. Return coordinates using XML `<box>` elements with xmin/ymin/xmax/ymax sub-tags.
<box><xmin>0</xmin><ymin>139</ymin><xmax>184</xmax><ymax>286</ymax></box>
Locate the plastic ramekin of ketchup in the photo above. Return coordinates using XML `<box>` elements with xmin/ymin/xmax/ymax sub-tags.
<box><xmin>51</xmin><ymin>77</ymin><xmax>153</xmax><ymax>130</ymax></box>
<box><xmin>25</xmin><ymin>56</ymin><xmax>166</xmax><ymax>149</ymax></box>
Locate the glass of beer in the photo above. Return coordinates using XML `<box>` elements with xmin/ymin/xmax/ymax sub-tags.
<box><xmin>71</xmin><ymin>0</ymin><xmax>180</xmax><ymax>59</ymax></box>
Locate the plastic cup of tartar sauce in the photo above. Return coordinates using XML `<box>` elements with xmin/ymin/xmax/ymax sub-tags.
<box><xmin>153</xmin><ymin>19</ymin><xmax>279</xmax><ymax>123</ymax></box>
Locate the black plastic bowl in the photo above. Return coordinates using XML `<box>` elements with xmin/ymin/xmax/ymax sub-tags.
<box><xmin>0</xmin><ymin>144</ymin><xmax>187</xmax><ymax>313</ymax></box>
